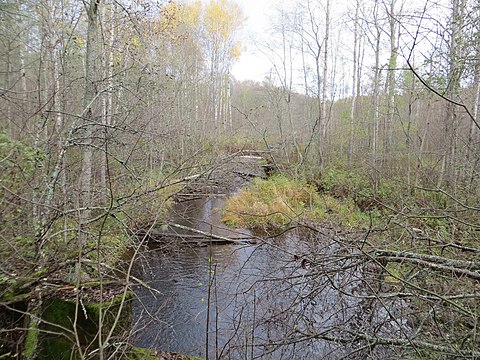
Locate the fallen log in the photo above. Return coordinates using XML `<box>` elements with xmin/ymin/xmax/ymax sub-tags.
<box><xmin>137</xmin><ymin>223</ymin><xmax>257</xmax><ymax>245</ymax></box>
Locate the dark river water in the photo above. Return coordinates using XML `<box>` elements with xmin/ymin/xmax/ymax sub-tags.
<box><xmin>132</xmin><ymin>196</ymin><xmax>408</xmax><ymax>359</ymax></box>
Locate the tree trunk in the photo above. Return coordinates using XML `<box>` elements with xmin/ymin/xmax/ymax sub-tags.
<box><xmin>348</xmin><ymin>1</ymin><xmax>360</xmax><ymax>168</ymax></box>
<box><xmin>319</xmin><ymin>0</ymin><xmax>330</xmax><ymax>170</ymax></box>
<box><xmin>384</xmin><ymin>0</ymin><xmax>398</xmax><ymax>169</ymax></box>
<box><xmin>79</xmin><ymin>0</ymin><xmax>101</xmax><ymax>262</ymax></box>
<box><xmin>468</xmin><ymin>29</ymin><xmax>480</xmax><ymax>192</ymax></box>
<box><xmin>441</xmin><ymin>0</ymin><xmax>465</xmax><ymax>189</ymax></box>
<box><xmin>371</xmin><ymin>1</ymin><xmax>382</xmax><ymax>190</ymax></box>
<box><xmin>100</xmin><ymin>1</ymin><xmax>115</xmax><ymax>201</ymax></box>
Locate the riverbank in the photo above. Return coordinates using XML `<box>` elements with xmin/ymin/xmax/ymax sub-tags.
<box><xmin>0</xmin><ymin>153</ymin><xmax>272</xmax><ymax>359</ymax></box>
<box><xmin>2</xmin><ymin>150</ymin><xmax>479</xmax><ymax>359</ymax></box>
<box><xmin>132</xmin><ymin>156</ymin><xmax>480</xmax><ymax>359</ymax></box>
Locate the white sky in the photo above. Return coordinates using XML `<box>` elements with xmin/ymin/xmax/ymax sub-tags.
<box><xmin>230</xmin><ymin>0</ymin><xmax>275</xmax><ymax>81</ymax></box>
<box><xmin>229</xmin><ymin>0</ymin><xmax>350</xmax><ymax>83</ymax></box>
<box><xmin>223</xmin><ymin>0</ymin><xmax>447</xmax><ymax>87</ymax></box>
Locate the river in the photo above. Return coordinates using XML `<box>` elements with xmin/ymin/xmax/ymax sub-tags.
<box><xmin>130</xmin><ymin>156</ymin><xmax>411</xmax><ymax>359</ymax></box>
<box><xmin>131</xmin><ymin>193</ymin><xmax>409</xmax><ymax>359</ymax></box>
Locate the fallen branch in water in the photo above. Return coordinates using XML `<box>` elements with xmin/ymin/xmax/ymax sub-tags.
<box><xmin>166</xmin><ymin>223</ymin><xmax>256</xmax><ymax>245</ymax></box>
<box><xmin>371</xmin><ymin>249</ymin><xmax>480</xmax><ymax>280</ymax></box>
<box><xmin>295</xmin><ymin>330</ymin><xmax>480</xmax><ymax>358</ymax></box>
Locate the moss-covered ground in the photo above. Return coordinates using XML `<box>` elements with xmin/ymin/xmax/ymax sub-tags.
<box><xmin>38</xmin><ymin>292</ymin><xmax>133</xmax><ymax>360</ymax></box>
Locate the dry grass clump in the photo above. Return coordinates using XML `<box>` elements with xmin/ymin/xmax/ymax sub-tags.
<box><xmin>222</xmin><ymin>175</ymin><xmax>369</xmax><ymax>231</ymax></box>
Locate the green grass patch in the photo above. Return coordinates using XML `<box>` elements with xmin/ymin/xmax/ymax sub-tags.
<box><xmin>124</xmin><ymin>348</ymin><xmax>204</xmax><ymax>360</ymax></box>
<box><xmin>321</xmin><ymin>165</ymin><xmax>398</xmax><ymax>200</ymax></box>
<box><xmin>222</xmin><ymin>174</ymin><xmax>372</xmax><ymax>231</ymax></box>
<box><xmin>124</xmin><ymin>348</ymin><xmax>161</xmax><ymax>360</ymax></box>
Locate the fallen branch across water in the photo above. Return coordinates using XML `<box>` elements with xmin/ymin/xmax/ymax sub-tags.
<box><xmin>295</xmin><ymin>330</ymin><xmax>480</xmax><ymax>358</ymax></box>
<box><xmin>371</xmin><ymin>249</ymin><xmax>480</xmax><ymax>280</ymax></box>
<box><xmin>166</xmin><ymin>223</ymin><xmax>257</xmax><ymax>245</ymax></box>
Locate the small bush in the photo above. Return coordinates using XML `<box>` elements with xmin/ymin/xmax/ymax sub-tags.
<box><xmin>321</xmin><ymin>165</ymin><xmax>399</xmax><ymax>202</ymax></box>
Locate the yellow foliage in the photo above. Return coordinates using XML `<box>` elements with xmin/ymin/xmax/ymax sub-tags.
<box><xmin>184</xmin><ymin>1</ymin><xmax>202</xmax><ymax>28</ymax></box>
<box><xmin>160</xmin><ymin>1</ymin><xmax>183</xmax><ymax>32</ymax></box>
<box><xmin>152</xmin><ymin>0</ymin><xmax>243</xmax><ymax>62</ymax></box>
<box><xmin>156</xmin><ymin>1</ymin><xmax>201</xmax><ymax>39</ymax></box>
<box><xmin>130</xmin><ymin>36</ymin><xmax>141</xmax><ymax>47</ymax></box>
<box><xmin>72</xmin><ymin>35</ymin><xmax>86</xmax><ymax>49</ymax></box>
<box><xmin>229</xmin><ymin>41</ymin><xmax>242</xmax><ymax>60</ymax></box>
<box><xmin>204</xmin><ymin>0</ymin><xmax>244</xmax><ymax>42</ymax></box>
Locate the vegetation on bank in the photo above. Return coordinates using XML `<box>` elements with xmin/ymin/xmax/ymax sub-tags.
<box><xmin>0</xmin><ymin>129</ymin><xmax>186</xmax><ymax>358</ymax></box>
<box><xmin>222</xmin><ymin>173</ymin><xmax>373</xmax><ymax>231</ymax></box>
<box><xmin>37</xmin><ymin>292</ymin><xmax>133</xmax><ymax>359</ymax></box>
<box><xmin>1</xmin><ymin>0</ymin><xmax>479</xmax><ymax>356</ymax></box>
<box><xmin>221</xmin><ymin>160</ymin><xmax>480</xmax><ymax>358</ymax></box>
<box><xmin>0</xmin><ymin>127</ymin><xmax>180</xmax><ymax>291</ymax></box>
<box><xmin>223</xmin><ymin>161</ymin><xmax>478</xmax><ymax>248</ymax></box>
<box><xmin>126</xmin><ymin>348</ymin><xmax>204</xmax><ymax>360</ymax></box>
<box><xmin>221</xmin><ymin>163</ymin><xmax>408</xmax><ymax>232</ymax></box>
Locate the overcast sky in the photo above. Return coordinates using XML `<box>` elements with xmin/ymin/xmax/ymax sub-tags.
<box><xmin>230</xmin><ymin>0</ymin><xmax>275</xmax><ymax>81</ymax></box>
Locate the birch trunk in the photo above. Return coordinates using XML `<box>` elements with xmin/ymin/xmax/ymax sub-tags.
<box><xmin>79</xmin><ymin>0</ymin><xmax>101</xmax><ymax>250</ymax></box>
<box><xmin>319</xmin><ymin>0</ymin><xmax>330</xmax><ymax>170</ymax></box>
<box><xmin>371</xmin><ymin>1</ymin><xmax>381</xmax><ymax>190</ymax></box>
<box><xmin>348</xmin><ymin>2</ymin><xmax>360</xmax><ymax>168</ymax></box>
<box><xmin>384</xmin><ymin>0</ymin><xmax>398</xmax><ymax>169</ymax></box>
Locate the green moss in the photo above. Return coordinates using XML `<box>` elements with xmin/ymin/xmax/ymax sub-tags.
<box><xmin>87</xmin><ymin>292</ymin><xmax>134</xmax><ymax>333</ymax></box>
<box><xmin>124</xmin><ymin>347</ymin><xmax>161</xmax><ymax>359</ymax></box>
<box><xmin>39</xmin><ymin>336</ymin><xmax>79</xmax><ymax>360</ymax></box>
<box><xmin>39</xmin><ymin>292</ymin><xmax>133</xmax><ymax>360</ymax></box>
<box><xmin>23</xmin><ymin>319</ymin><xmax>39</xmax><ymax>359</ymax></box>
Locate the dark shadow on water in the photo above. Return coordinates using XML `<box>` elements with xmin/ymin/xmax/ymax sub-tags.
<box><xmin>132</xmin><ymin>196</ymin><xmax>409</xmax><ymax>359</ymax></box>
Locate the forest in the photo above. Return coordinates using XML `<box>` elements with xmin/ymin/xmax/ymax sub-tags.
<box><xmin>0</xmin><ymin>0</ymin><xmax>479</xmax><ymax>359</ymax></box>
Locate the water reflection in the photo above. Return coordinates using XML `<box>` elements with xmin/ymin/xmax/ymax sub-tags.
<box><xmin>133</xmin><ymin>236</ymin><xmax>313</xmax><ymax>358</ymax></box>
<box><xmin>164</xmin><ymin>196</ymin><xmax>252</xmax><ymax>241</ymax></box>
<box><xmin>132</xmin><ymin>197</ymin><xmax>407</xmax><ymax>359</ymax></box>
